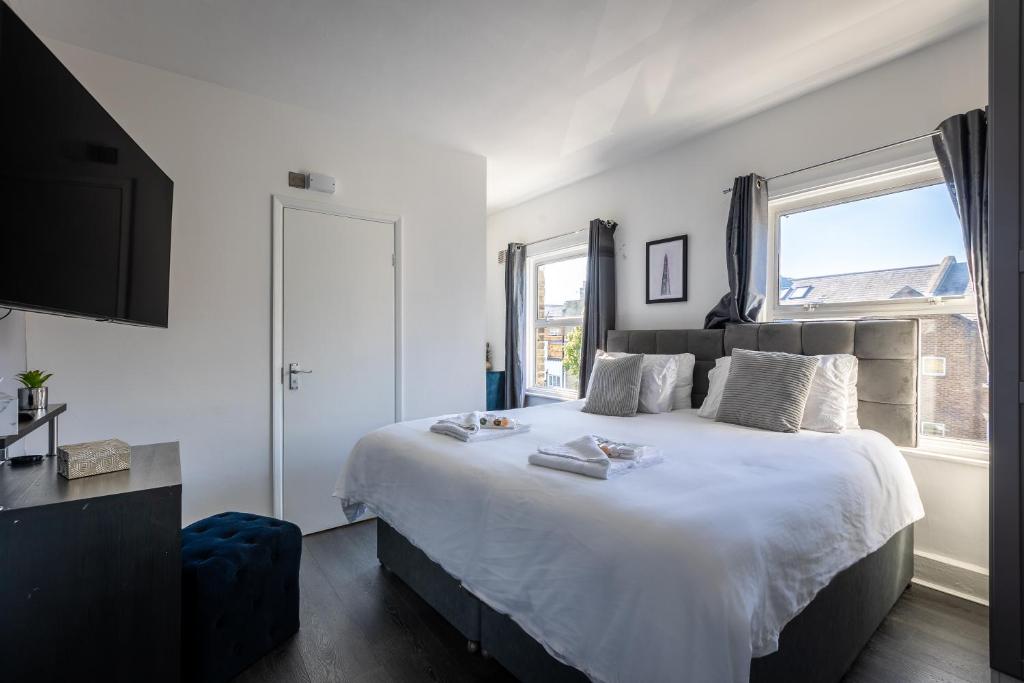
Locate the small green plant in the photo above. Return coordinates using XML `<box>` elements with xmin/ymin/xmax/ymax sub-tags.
<box><xmin>16</xmin><ymin>370</ymin><xmax>53</xmax><ymax>389</ymax></box>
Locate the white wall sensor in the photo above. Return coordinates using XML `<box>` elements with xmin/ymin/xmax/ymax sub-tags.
<box><xmin>308</xmin><ymin>173</ymin><xmax>336</xmax><ymax>194</ymax></box>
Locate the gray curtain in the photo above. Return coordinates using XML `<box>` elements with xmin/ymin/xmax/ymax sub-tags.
<box><xmin>933</xmin><ymin>109</ymin><xmax>989</xmax><ymax>361</ymax></box>
<box><xmin>503</xmin><ymin>243</ymin><xmax>527</xmax><ymax>409</ymax></box>
<box><xmin>579</xmin><ymin>219</ymin><xmax>617</xmax><ymax>397</ymax></box>
<box><xmin>704</xmin><ymin>174</ymin><xmax>768</xmax><ymax>329</ymax></box>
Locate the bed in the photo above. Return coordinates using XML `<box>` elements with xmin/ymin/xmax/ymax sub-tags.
<box><xmin>334</xmin><ymin>320</ymin><xmax>925</xmax><ymax>682</ymax></box>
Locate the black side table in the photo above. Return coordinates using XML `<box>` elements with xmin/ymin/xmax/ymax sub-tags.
<box><xmin>0</xmin><ymin>402</ymin><xmax>66</xmax><ymax>462</ymax></box>
<box><xmin>0</xmin><ymin>441</ymin><xmax>182</xmax><ymax>681</ymax></box>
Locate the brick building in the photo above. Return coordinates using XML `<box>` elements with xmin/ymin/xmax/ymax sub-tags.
<box><xmin>533</xmin><ymin>268</ymin><xmax>583</xmax><ymax>391</ymax></box>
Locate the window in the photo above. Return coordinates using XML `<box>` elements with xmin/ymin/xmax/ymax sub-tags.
<box><xmin>527</xmin><ymin>245</ymin><xmax>587</xmax><ymax>399</ymax></box>
<box><xmin>769</xmin><ymin>162</ymin><xmax>988</xmax><ymax>456</ymax></box>
<box><xmin>785</xmin><ymin>285</ymin><xmax>812</xmax><ymax>300</ymax></box>
<box><xmin>921</xmin><ymin>355</ymin><xmax>947</xmax><ymax>377</ymax></box>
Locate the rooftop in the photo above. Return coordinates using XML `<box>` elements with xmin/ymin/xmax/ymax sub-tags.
<box><xmin>779</xmin><ymin>256</ymin><xmax>973</xmax><ymax>305</ymax></box>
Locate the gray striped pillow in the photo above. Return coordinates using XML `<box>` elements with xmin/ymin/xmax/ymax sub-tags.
<box><xmin>715</xmin><ymin>349</ymin><xmax>819</xmax><ymax>433</ymax></box>
<box><xmin>582</xmin><ymin>353</ymin><xmax>644</xmax><ymax>417</ymax></box>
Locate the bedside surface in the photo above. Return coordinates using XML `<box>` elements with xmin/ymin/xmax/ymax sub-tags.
<box><xmin>0</xmin><ymin>402</ymin><xmax>66</xmax><ymax>449</ymax></box>
<box><xmin>0</xmin><ymin>441</ymin><xmax>181</xmax><ymax>511</ymax></box>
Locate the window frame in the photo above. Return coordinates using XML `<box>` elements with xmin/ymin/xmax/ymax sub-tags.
<box><xmin>921</xmin><ymin>355</ymin><xmax>948</xmax><ymax>377</ymax></box>
<box><xmin>766</xmin><ymin>161</ymin><xmax>977</xmax><ymax>322</ymax></box>
<box><xmin>525</xmin><ymin>243</ymin><xmax>588</xmax><ymax>401</ymax></box>
<box><xmin>766</xmin><ymin>160</ymin><xmax>987</xmax><ymax>462</ymax></box>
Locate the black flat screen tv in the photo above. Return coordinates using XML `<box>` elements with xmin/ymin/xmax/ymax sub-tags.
<box><xmin>0</xmin><ymin>2</ymin><xmax>173</xmax><ymax>327</ymax></box>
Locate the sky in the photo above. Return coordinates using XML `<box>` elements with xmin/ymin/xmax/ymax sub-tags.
<box><xmin>541</xmin><ymin>256</ymin><xmax>588</xmax><ymax>308</ymax></box>
<box><xmin>779</xmin><ymin>183</ymin><xmax>964</xmax><ymax>280</ymax></box>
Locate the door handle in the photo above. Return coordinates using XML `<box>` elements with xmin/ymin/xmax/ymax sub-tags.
<box><xmin>287</xmin><ymin>362</ymin><xmax>312</xmax><ymax>390</ymax></box>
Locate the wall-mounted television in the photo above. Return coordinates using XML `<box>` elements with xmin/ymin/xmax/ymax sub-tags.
<box><xmin>0</xmin><ymin>2</ymin><xmax>173</xmax><ymax>327</ymax></box>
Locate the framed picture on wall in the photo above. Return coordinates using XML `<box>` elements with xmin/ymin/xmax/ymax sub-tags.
<box><xmin>646</xmin><ymin>235</ymin><xmax>688</xmax><ymax>304</ymax></box>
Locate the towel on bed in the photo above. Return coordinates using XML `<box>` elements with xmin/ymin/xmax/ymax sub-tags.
<box><xmin>528</xmin><ymin>452</ymin><xmax>628</xmax><ymax>479</ymax></box>
<box><xmin>430</xmin><ymin>411</ymin><xmax>529</xmax><ymax>442</ymax></box>
<box><xmin>538</xmin><ymin>435</ymin><xmax>658</xmax><ymax>462</ymax></box>
<box><xmin>537</xmin><ymin>434</ymin><xmax>609</xmax><ymax>461</ymax></box>
<box><xmin>530</xmin><ymin>435</ymin><xmax>662</xmax><ymax>479</ymax></box>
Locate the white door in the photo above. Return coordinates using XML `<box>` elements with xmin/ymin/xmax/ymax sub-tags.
<box><xmin>280</xmin><ymin>206</ymin><xmax>396</xmax><ymax>534</ymax></box>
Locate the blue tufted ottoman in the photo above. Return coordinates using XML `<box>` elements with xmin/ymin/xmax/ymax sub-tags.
<box><xmin>181</xmin><ymin>512</ymin><xmax>302</xmax><ymax>683</ymax></box>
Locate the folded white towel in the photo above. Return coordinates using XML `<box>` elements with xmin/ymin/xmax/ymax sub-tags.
<box><xmin>527</xmin><ymin>452</ymin><xmax>623</xmax><ymax>479</ymax></box>
<box><xmin>531</xmin><ymin>435</ymin><xmax>663</xmax><ymax>478</ymax></box>
<box><xmin>430</xmin><ymin>421</ymin><xmax>530</xmax><ymax>442</ymax></box>
<box><xmin>528</xmin><ymin>451</ymin><xmax>663</xmax><ymax>479</ymax></box>
<box><xmin>538</xmin><ymin>435</ymin><xmax>660</xmax><ymax>462</ymax></box>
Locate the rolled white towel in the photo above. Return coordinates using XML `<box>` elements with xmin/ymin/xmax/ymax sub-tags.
<box><xmin>537</xmin><ymin>435</ymin><xmax>609</xmax><ymax>462</ymax></box>
<box><xmin>435</xmin><ymin>411</ymin><xmax>483</xmax><ymax>435</ymax></box>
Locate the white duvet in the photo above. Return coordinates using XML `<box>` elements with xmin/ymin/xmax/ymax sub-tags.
<box><xmin>334</xmin><ymin>401</ymin><xmax>923</xmax><ymax>683</ymax></box>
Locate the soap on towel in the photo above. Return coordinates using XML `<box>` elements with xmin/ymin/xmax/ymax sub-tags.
<box><xmin>480</xmin><ymin>415</ymin><xmax>517</xmax><ymax>429</ymax></box>
<box><xmin>435</xmin><ymin>411</ymin><xmax>518</xmax><ymax>434</ymax></box>
<box><xmin>598</xmin><ymin>441</ymin><xmax>658</xmax><ymax>461</ymax></box>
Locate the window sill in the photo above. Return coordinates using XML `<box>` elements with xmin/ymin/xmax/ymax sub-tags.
<box><xmin>525</xmin><ymin>388</ymin><xmax>578</xmax><ymax>402</ymax></box>
<box><xmin>900</xmin><ymin>445</ymin><xmax>989</xmax><ymax>468</ymax></box>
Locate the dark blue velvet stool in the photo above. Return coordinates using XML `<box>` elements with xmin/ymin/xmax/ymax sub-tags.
<box><xmin>181</xmin><ymin>512</ymin><xmax>302</xmax><ymax>683</ymax></box>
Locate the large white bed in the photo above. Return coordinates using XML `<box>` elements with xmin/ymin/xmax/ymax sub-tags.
<box><xmin>335</xmin><ymin>400</ymin><xmax>924</xmax><ymax>683</ymax></box>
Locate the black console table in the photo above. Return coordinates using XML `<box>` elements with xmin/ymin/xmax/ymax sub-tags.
<box><xmin>0</xmin><ymin>402</ymin><xmax>66</xmax><ymax>460</ymax></box>
<box><xmin>0</xmin><ymin>441</ymin><xmax>182</xmax><ymax>682</ymax></box>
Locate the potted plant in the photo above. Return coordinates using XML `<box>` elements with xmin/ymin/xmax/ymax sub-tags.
<box><xmin>16</xmin><ymin>370</ymin><xmax>53</xmax><ymax>412</ymax></box>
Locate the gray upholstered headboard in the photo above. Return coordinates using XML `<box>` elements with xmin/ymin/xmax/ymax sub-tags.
<box><xmin>606</xmin><ymin>320</ymin><xmax>919</xmax><ymax>447</ymax></box>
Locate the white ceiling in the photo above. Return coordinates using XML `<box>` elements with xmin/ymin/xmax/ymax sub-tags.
<box><xmin>10</xmin><ymin>0</ymin><xmax>986</xmax><ymax>212</ymax></box>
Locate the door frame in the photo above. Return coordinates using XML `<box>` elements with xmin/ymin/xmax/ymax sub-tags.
<box><xmin>990</xmin><ymin>1</ymin><xmax>1023</xmax><ymax>678</ymax></box>
<box><xmin>270</xmin><ymin>194</ymin><xmax>403</xmax><ymax>519</ymax></box>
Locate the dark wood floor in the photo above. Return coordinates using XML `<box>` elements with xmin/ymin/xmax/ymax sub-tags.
<box><xmin>235</xmin><ymin>520</ymin><xmax>989</xmax><ymax>683</ymax></box>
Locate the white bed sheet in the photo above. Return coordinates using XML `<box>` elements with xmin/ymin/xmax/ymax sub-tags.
<box><xmin>334</xmin><ymin>401</ymin><xmax>923</xmax><ymax>683</ymax></box>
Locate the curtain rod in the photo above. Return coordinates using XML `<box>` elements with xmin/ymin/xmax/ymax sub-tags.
<box><xmin>721</xmin><ymin>130</ymin><xmax>941</xmax><ymax>194</ymax></box>
<box><xmin>523</xmin><ymin>227</ymin><xmax>587</xmax><ymax>248</ymax></box>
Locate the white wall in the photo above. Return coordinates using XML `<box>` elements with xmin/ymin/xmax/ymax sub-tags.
<box><xmin>0</xmin><ymin>312</ymin><xmax>27</xmax><ymax>456</ymax></box>
<box><xmin>23</xmin><ymin>40</ymin><xmax>486</xmax><ymax>525</ymax></box>
<box><xmin>486</xmin><ymin>24</ymin><xmax>989</xmax><ymax>601</ymax></box>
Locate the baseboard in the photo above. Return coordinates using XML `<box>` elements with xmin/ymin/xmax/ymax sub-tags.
<box><xmin>913</xmin><ymin>549</ymin><xmax>988</xmax><ymax>605</ymax></box>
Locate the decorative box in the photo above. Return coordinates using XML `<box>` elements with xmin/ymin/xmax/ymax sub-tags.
<box><xmin>57</xmin><ymin>438</ymin><xmax>131</xmax><ymax>479</ymax></box>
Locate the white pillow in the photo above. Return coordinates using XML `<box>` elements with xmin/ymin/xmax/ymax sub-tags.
<box><xmin>699</xmin><ymin>353</ymin><xmax>861</xmax><ymax>428</ymax></box>
<box><xmin>597</xmin><ymin>351</ymin><xmax>679</xmax><ymax>413</ymax></box>
<box><xmin>801</xmin><ymin>354</ymin><xmax>857</xmax><ymax>433</ymax></box>
<box><xmin>601</xmin><ymin>351</ymin><xmax>695</xmax><ymax>412</ymax></box>
<box><xmin>671</xmin><ymin>353</ymin><xmax>697</xmax><ymax>410</ymax></box>
<box><xmin>697</xmin><ymin>355</ymin><xmax>732</xmax><ymax>418</ymax></box>
<box><xmin>846</xmin><ymin>358</ymin><xmax>860</xmax><ymax>429</ymax></box>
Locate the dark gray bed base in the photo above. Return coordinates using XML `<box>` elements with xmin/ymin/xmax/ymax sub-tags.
<box><xmin>377</xmin><ymin>520</ymin><xmax>914</xmax><ymax>682</ymax></box>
